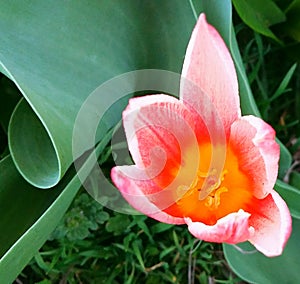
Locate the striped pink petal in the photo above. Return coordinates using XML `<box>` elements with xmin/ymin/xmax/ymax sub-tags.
<box><xmin>181</xmin><ymin>14</ymin><xmax>240</xmax><ymax>138</ymax></box>
<box><xmin>249</xmin><ymin>190</ymin><xmax>292</xmax><ymax>257</ymax></box>
<box><xmin>185</xmin><ymin>210</ymin><xmax>254</xmax><ymax>244</ymax></box>
<box><xmin>230</xmin><ymin>115</ymin><xmax>280</xmax><ymax>199</ymax></box>
<box><xmin>111</xmin><ymin>165</ymin><xmax>185</xmax><ymax>224</ymax></box>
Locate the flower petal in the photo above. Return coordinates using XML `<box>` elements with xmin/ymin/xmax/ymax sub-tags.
<box><xmin>122</xmin><ymin>95</ymin><xmax>199</xmax><ymax>189</ymax></box>
<box><xmin>230</xmin><ymin>115</ymin><xmax>280</xmax><ymax>199</ymax></box>
<box><xmin>180</xmin><ymin>14</ymin><xmax>240</xmax><ymax>136</ymax></box>
<box><xmin>249</xmin><ymin>190</ymin><xmax>292</xmax><ymax>257</ymax></box>
<box><xmin>111</xmin><ymin>165</ymin><xmax>185</xmax><ymax>224</ymax></box>
<box><xmin>185</xmin><ymin>209</ymin><xmax>254</xmax><ymax>244</ymax></box>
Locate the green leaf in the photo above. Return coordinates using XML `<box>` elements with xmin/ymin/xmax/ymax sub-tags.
<box><xmin>0</xmin><ymin>156</ymin><xmax>63</xmax><ymax>257</ymax></box>
<box><xmin>49</xmin><ymin>193</ymin><xmax>110</xmax><ymax>241</ymax></box>
<box><xmin>223</xmin><ymin>218</ymin><xmax>300</xmax><ymax>283</ymax></box>
<box><xmin>0</xmin><ymin>130</ymin><xmax>112</xmax><ymax>283</ymax></box>
<box><xmin>105</xmin><ymin>215</ymin><xmax>131</xmax><ymax>236</ymax></box>
<box><xmin>270</xmin><ymin>63</ymin><xmax>297</xmax><ymax>102</ymax></box>
<box><xmin>202</xmin><ymin>0</ymin><xmax>232</xmax><ymax>41</ymax></box>
<box><xmin>277</xmin><ymin>139</ymin><xmax>293</xmax><ymax>179</ymax></box>
<box><xmin>0</xmin><ymin>76</ymin><xmax>21</xmax><ymax>133</ymax></box>
<box><xmin>275</xmin><ymin>179</ymin><xmax>300</xmax><ymax>219</ymax></box>
<box><xmin>290</xmin><ymin>171</ymin><xmax>300</xmax><ymax>188</ymax></box>
<box><xmin>9</xmin><ymin>99</ymin><xmax>61</xmax><ymax>187</ymax></box>
<box><xmin>283</xmin><ymin>0</ymin><xmax>300</xmax><ymax>41</ymax></box>
<box><xmin>232</xmin><ymin>0</ymin><xmax>286</xmax><ymax>42</ymax></box>
<box><xmin>0</xmin><ymin>156</ymin><xmax>78</xmax><ymax>283</ymax></box>
<box><xmin>0</xmin><ymin>0</ymin><xmax>196</xmax><ymax>188</ymax></box>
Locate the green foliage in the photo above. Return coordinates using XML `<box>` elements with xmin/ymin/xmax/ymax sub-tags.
<box><xmin>223</xmin><ymin>218</ymin><xmax>300</xmax><ymax>283</ymax></box>
<box><xmin>105</xmin><ymin>214</ymin><xmax>131</xmax><ymax>236</ymax></box>
<box><xmin>17</xmin><ymin>192</ymin><xmax>242</xmax><ymax>284</ymax></box>
<box><xmin>0</xmin><ymin>0</ymin><xmax>195</xmax><ymax>189</ymax></box>
<box><xmin>0</xmin><ymin>0</ymin><xmax>300</xmax><ymax>283</ymax></box>
<box><xmin>0</xmin><ymin>76</ymin><xmax>21</xmax><ymax>133</ymax></box>
<box><xmin>275</xmin><ymin>180</ymin><xmax>300</xmax><ymax>219</ymax></box>
<box><xmin>232</xmin><ymin>0</ymin><xmax>286</xmax><ymax>42</ymax></box>
<box><xmin>283</xmin><ymin>0</ymin><xmax>300</xmax><ymax>41</ymax></box>
<box><xmin>49</xmin><ymin>193</ymin><xmax>109</xmax><ymax>241</ymax></box>
<box><xmin>233</xmin><ymin>0</ymin><xmax>300</xmax><ymax>64</ymax></box>
<box><xmin>0</xmin><ymin>1</ymin><xmax>196</xmax><ymax>281</ymax></box>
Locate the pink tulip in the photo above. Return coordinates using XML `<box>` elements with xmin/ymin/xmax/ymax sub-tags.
<box><xmin>111</xmin><ymin>14</ymin><xmax>292</xmax><ymax>257</ymax></box>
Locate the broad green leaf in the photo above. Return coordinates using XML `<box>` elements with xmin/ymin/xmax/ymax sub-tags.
<box><xmin>232</xmin><ymin>0</ymin><xmax>286</xmax><ymax>42</ymax></box>
<box><xmin>0</xmin><ymin>62</ymin><xmax>11</xmax><ymax>80</ymax></box>
<box><xmin>0</xmin><ymin>0</ymin><xmax>195</xmax><ymax>188</ymax></box>
<box><xmin>275</xmin><ymin>179</ymin><xmax>300</xmax><ymax>219</ymax></box>
<box><xmin>277</xmin><ymin>139</ymin><xmax>293</xmax><ymax>179</ymax></box>
<box><xmin>289</xmin><ymin>171</ymin><xmax>300</xmax><ymax>189</ymax></box>
<box><xmin>283</xmin><ymin>0</ymin><xmax>300</xmax><ymax>41</ymax></box>
<box><xmin>223</xmin><ymin>218</ymin><xmax>300</xmax><ymax>283</ymax></box>
<box><xmin>0</xmin><ymin>155</ymin><xmax>77</xmax><ymax>283</ymax></box>
<box><xmin>0</xmin><ymin>76</ymin><xmax>21</xmax><ymax>133</ymax></box>
<box><xmin>0</xmin><ymin>157</ymin><xmax>54</xmax><ymax>257</ymax></box>
<box><xmin>202</xmin><ymin>0</ymin><xmax>232</xmax><ymax>40</ymax></box>
<box><xmin>0</xmin><ymin>131</ymin><xmax>111</xmax><ymax>283</ymax></box>
<box><xmin>9</xmin><ymin>99</ymin><xmax>61</xmax><ymax>187</ymax></box>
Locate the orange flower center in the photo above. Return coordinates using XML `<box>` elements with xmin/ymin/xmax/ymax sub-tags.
<box><xmin>196</xmin><ymin>168</ymin><xmax>229</xmax><ymax>210</ymax></box>
<box><xmin>164</xmin><ymin>143</ymin><xmax>253</xmax><ymax>225</ymax></box>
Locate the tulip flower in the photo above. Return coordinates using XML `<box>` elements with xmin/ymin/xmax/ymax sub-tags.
<box><xmin>111</xmin><ymin>14</ymin><xmax>291</xmax><ymax>257</ymax></box>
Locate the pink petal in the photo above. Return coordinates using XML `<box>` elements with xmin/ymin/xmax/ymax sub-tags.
<box><xmin>122</xmin><ymin>95</ymin><xmax>199</xmax><ymax>189</ymax></box>
<box><xmin>230</xmin><ymin>115</ymin><xmax>280</xmax><ymax>199</ymax></box>
<box><xmin>180</xmin><ymin>14</ymin><xmax>240</xmax><ymax>137</ymax></box>
<box><xmin>185</xmin><ymin>210</ymin><xmax>254</xmax><ymax>244</ymax></box>
<box><xmin>249</xmin><ymin>190</ymin><xmax>292</xmax><ymax>257</ymax></box>
<box><xmin>111</xmin><ymin>165</ymin><xmax>185</xmax><ymax>224</ymax></box>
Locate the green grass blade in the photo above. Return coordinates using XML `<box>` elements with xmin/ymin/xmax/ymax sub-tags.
<box><xmin>270</xmin><ymin>63</ymin><xmax>297</xmax><ymax>102</ymax></box>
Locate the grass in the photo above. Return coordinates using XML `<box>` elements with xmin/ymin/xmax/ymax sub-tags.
<box><xmin>16</xmin><ymin>192</ymin><xmax>243</xmax><ymax>284</ymax></box>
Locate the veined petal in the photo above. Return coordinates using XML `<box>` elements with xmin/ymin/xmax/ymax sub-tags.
<box><xmin>180</xmin><ymin>14</ymin><xmax>240</xmax><ymax>136</ymax></box>
<box><xmin>122</xmin><ymin>95</ymin><xmax>199</xmax><ymax>189</ymax></box>
<box><xmin>111</xmin><ymin>165</ymin><xmax>185</xmax><ymax>224</ymax></box>
<box><xmin>249</xmin><ymin>190</ymin><xmax>292</xmax><ymax>257</ymax></box>
<box><xmin>230</xmin><ymin>115</ymin><xmax>280</xmax><ymax>199</ymax></box>
<box><xmin>185</xmin><ymin>210</ymin><xmax>254</xmax><ymax>244</ymax></box>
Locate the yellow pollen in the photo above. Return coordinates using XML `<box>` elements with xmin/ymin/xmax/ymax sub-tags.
<box><xmin>198</xmin><ymin>169</ymin><xmax>228</xmax><ymax>200</ymax></box>
<box><xmin>176</xmin><ymin>169</ymin><xmax>229</xmax><ymax>210</ymax></box>
<box><xmin>204</xmin><ymin>186</ymin><xmax>228</xmax><ymax>210</ymax></box>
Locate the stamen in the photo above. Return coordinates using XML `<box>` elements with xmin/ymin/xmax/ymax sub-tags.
<box><xmin>199</xmin><ymin>169</ymin><xmax>228</xmax><ymax>200</ymax></box>
<box><xmin>199</xmin><ymin>168</ymin><xmax>220</xmax><ymax>200</ymax></box>
<box><xmin>214</xmin><ymin>186</ymin><xmax>228</xmax><ymax>207</ymax></box>
<box><xmin>204</xmin><ymin>186</ymin><xmax>228</xmax><ymax>210</ymax></box>
<box><xmin>176</xmin><ymin>169</ymin><xmax>228</xmax><ymax>207</ymax></box>
<box><xmin>204</xmin><ymin>196</ymin><xmax>214</xmax><ymax>208</ymax></box>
